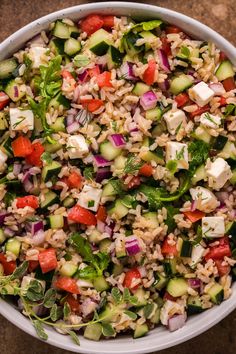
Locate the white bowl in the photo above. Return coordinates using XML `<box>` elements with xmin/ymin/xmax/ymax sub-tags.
<box><xmin>0</xmin><ymin>2</ymin><xmax>236</xmax><ymax>353</ymax></box>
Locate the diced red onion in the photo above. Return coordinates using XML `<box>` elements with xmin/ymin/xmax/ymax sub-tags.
<box><xmin>66</xmin><ymin>121</ymin><xmax>80</xmax><ymax>134</ymax></box>
<box><xmin>24</xmin><ymin>179</ymin><xmax>34</xmax><ymax>193</ymax></box>
<box><xmin>168</xmin><ymin>314</ymin><xmax>186</xmax><ymax>332</ymax></box>
<box><xmin>0</xmin><ymin>212</ymin><xmax>8</xmax><ymax>226</ymax></box>
<box><xmin>128</xmin><ymin>121</ymin><xmax>138</xmax><ymax>133</ymax></box>
<box><xmin>29</xmin><ymin>167</ymin><xmax>41</xmax><ymax>175</ymax></box>
<box><xmin>4</xmin><ymin>227</ymin><xmax>15</xmax><ymax>237</ymax></box>
<box><xmin>190</xmin><ymin>200</ymin><xmax>197</xmax><ymax>212</ymax></box>
<box><xmin>120</xmin><ymin>62</ymin><xmax>137</xmax><ymax>81</ymax></box>
<box><xmin>104</xmin><ymin>225</ymin><xmax>113</xmax><ymax>237</ymax></box>
<box><xmin>158</xmin><ymin>79</ymin><xmax>170</xmax><ymax>91</ymax></box>
<box><xmin>97</xmin><ymin>220</ymin><xmax>105</xmax><ymax>233</ymax></box>
<box><xmin>66</xmin><ymin>115</ymin><xmax>75</xmax><ymax>126</ymax></box>
<box><xmin>95</xmin><ymin>167</ymin><xmax>112</xmax><ymax>183</ymax></box>
<box><xmin>125</xmin><ymin>236</ymin><xmax>141</xmax><ymax>255</ymax></box>
<box><xmin>137</xmin><ymin>266</ymin><xmax>147</xmax><ymax>278</ymax></box>
<box><xmin>94</xmin><ymin>155</ymin><xmax>112</xmax><ymax>168</ymax></box>
<box><xmin>78</xmin><ymin>69</ymin><xmax>88</xmax><ymax>83</ymax></box>
<box><xmin>105</xmin><ymin>217</ymin><xmax>116</xmax><ymax>232</ymax></box>
<box><xmin>140</xmin><ymin>91</ymin><xmax>158</xmax><ymax>110</ymax></box>
<box><xmin>22</xmin><ymin>171</ymin><xmax>30</xmax><ymax>183</ymax></box>
<box><xmin>75</xmin><ymin>109</ymin><xmax>92</xmax><ymax>125</ymax></box>
<box><xmin>108</xmin><ymin>134</ymin><xmax>126</xmax><ymax>148</ymax></box>
<box><xmin>14</xmin><ymin>86</ymin><xmax>19</xmax><ymax>98</ymax></box>
<box><xmin>32</xmin><ymin>230</ymin><xmax>45</xmax><ymax>246</ymax></box>
<box><xmin>13</xmin><ymin>162</ymin><xmax>21</xmax><ymax>176</ymax></box>
<box><xmin>158</xmin><ymin>49</ymin><xmax>171</xmax><ymax>72</ymax></box>
<box><xmin>26</xmin><ymin>220</ymin><xmax>44</xmax><ymax>235</ymax></box>
<box><xmin>187</xmin><ymin>278</ymin><xmax>202</xmax><ymax>289</ymax></box>
<box><xmin>76</xmin><ymin>279</ymin><xmax>93</xmax><ymax>288</ymax></box>
<box><xmin>209</xmin><ymin>83</ymin><xmax>226</xmax><ymax>95</ymax></box>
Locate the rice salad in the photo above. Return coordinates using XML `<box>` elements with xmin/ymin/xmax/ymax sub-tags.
<box><xmin>0</xmin><ymin>14</ymin><xmax>235</xmax><ymax>343</ymax></box>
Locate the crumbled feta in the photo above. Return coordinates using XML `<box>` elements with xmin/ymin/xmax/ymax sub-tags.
<box><xmin>0</xmin><ymin>149</ymin><xmax>8</xmax><ymax>169</ymax></box>
<box><xmin>190</xmin><ymin>186</ymin><xmax>219</xmax><ymax>213</ymax></box>
<box><xmin>202</xmin><ymin>216</ymin><xmax>225</xmax><ymax>238</ymax></box>
<box><xmin>78</xmin><ymin>185</ymin><xmax>102</xmax><ymax>212</ymax></box>
<box><xmin>10</xmin><ymin>108</ymin><xmax>34</xmax><ymax>131</ymax></box>
<box><xmin>28</xmin><ymin>47</ymin><xmax>48</xmax><ymax>68</ymax></box>
<box><xmin>163</xmin><ymin>109</ymin><xmax>187</xmax><ymax>135</ymax></box>
<box><xmin>189</xmin><ymin>81</ymin><xmax>214</xmax><ymax>107</ymax></box>
<box><xmin>67</xmin><ymin>135</ymin><xmax>89</xmax><ymax>159</ymax></box>
<box><xmin>166</xmin><ymin>142</ymin><xmax>189</xmax><ymax>170</ymax></box>
<box><xmin>200</xmin><ymin>112</ymin><xmax>221</xmax><ymax>129</ymax></box>
<box><xmin>206</xmin><ymin>157</ymin><xmax>232</xmax><ymax>190</ymax></box>
<box><xmin>190</xmin><ymin>244</ymin><xmax>205</xmax><ymax>267</ymax></box>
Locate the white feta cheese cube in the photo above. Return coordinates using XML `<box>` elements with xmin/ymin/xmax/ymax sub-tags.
<box><xmin>78</xmin><ymin>185</ymin><xmax>102</xmax><ymax>212</ymax></box>
<box><xmin>0</xmin><ymin>149</ymin><xmax>8</xmax><ymax>169</ymax></box>
<box><xmin>200</xmin><ymin>112</ymin><xmax>221</xmax><ymax>129</ymax></box>
<box><xmin>189</xmin><ymin>81</ymin><xmax>214</xmax><ymax>107</ymax></box>
<box><xmin>163</xmin><ymin>109</ymin><xmax>187</xmax><ymax>135</ymax></box>
<box><xmin>190</xmin><ymin>186</ymin><xmax>219</xmax><ymax>213</ymax></box>
<box><xmin>10</xmin><ymin>108</ymin><xmax>34</xmax><ymax>131</ymax></box>
<box><xmin>206</xmin><ymin>157</ymin><xmax>232</xmax><ymax>190</ymax></box>
<box><xmin>166</xmin><ymin>142</ymin><xmax>189</xmax><ymax>170</ymax></box>
<box><xmin>67</xmin><ymin>135</ymin><xmax>89</xmax><ymax>159</ymax></box>
<box><xmin>190</xmin><ymin>244</ymin><xmax>205</xmax><ymax>267</ymax></box>
<box><xmin>202</xmin><ymin>216</ymin><xmax>225</xmax><ymax>238</ymax></box>
<box><xmin>28</xmin><ymin>47</ymin><xmax>48</xmax><ymax>68</ymax></box>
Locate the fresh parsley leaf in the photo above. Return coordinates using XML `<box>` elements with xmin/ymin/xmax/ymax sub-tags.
<box><xmin>75</xmin><ymin>266</ymin><xmax>98</xmax><ymax>279</ymax></box>
<box><xmin>41</xmin><ymin>151</ymin><xmax>53</xmax><ymax>165</ymax></box>
<box><xmin>33</xmin><ymin>320</ymin><xmax>48</xmax><ymax>340</ymax></box>
<box><xmin>73</xmin><ymin>54</ymin><xmax>90</xmax><ymax>68</ymax></box>
<box><xmin>165</xmin><ymin>204</ymin><xmax>179</xmax><ymax>232</ymax></box>
<box><xmin>39</xmin><ymin>55</ymin><xmax>62</xmax><ymax>98</ymax></box>
<box><xmin>175</xmin><ymin>146</ymin><xmax>185</xmax><ymax>160</ymax></box>
<box><xmin>224</xmin><ymin>104</ymin><xmax>236</xmax><ymax>117</ymax></box>
<box><xmin>188</xmin><ymin>140</ymin><xmax>209</xmax><ymax>176</ymax></box>
<box><xmin>109</xmin><ymin>179</ymin><xmax>124</xmax><ymax>194</ymax></box>
<box><xmin>166</xmin><ymin>160</ymin><xmax>178</xmax><ymax>174</ymax></box>
<box><xmin>180</xmin><ymin>46</ymin><xmax>190</xmax><ymax>58</ymax></box>
<box><xmin>50</xmin><ymin>303</ymin><xmax>63</xmax><ymax>322</ymax></box>
<box><xmin>83</xmin><ymin>166</ymin><xmax>94</xmax><ymax>181</ymax></box>
<box><xmin>143</xmin><ymin>303</ymin><xmax>155</xmax><ymax>319</ymax></box>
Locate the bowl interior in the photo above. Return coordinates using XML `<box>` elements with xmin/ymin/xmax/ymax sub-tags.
<box><xmin>0</xmin><ymin>2</ymin><xmax>236</xmax><ymax>353</ymax></box>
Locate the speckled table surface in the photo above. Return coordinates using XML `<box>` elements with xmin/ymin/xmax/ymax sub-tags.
<box><xmin>0</xmin><ymin>1</ymin><xmax>236</xmax><ymax>353</ymax></box>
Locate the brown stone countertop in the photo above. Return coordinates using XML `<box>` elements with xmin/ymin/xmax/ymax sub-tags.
<box><xmin>0</xmin><ymin>0</ymin><xmax>236</xmax><ymax>353</ymax></box>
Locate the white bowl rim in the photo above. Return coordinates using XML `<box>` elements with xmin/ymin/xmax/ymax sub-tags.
<box><xmin>0</xmin><ymin>2</ymin><xmax>236</xmax><ymax>353</ymax></box>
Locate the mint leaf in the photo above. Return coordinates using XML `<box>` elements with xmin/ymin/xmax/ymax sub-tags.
<box><xmin>102</xmin><ymin>323</ymin><xmax>115</xmax><ymax>337</ymax></box>
<box><xmin>111</xmin><ymin>287</ymin><xmax>122</xmax><ymax>304</ymax></box>
<box><xmin>67</xmin><ymin>330</ymin><xmax>80</xmax><ymax>345</ymax></box>
<box><xmin>43</xmin><ymin>288</ymin><xmax>57</xmax><ymax>308</ymax></box>
<box><xmin>33</xmin><ymin>320</ymin><xmax>48</xmax><ymax>340</ymax></box>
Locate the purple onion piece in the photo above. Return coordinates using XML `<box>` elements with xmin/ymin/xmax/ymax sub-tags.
<box><xmin>95</xmin><ymin>167</ymin><xmax>112</xmax><ymax>183</ymax></box>
<box><xmin>187</xmin><ymin>278</ymin><xmax>201</xmax><ymax>289</ymax></box>
<box><xmin>158</xmin><ymin>79</ymin><xmax>170</xmax><ymax>91</ymax></box>
<box><xmin>125</xmin><ymin>236</ymin><xmax>141</xmax><ymax>255</ymax></box>
<box><xmin>66</xmin><ymin>121</ymin><xmax>80</xmax><ymax>134</ymax></box>
<box><xmin>140</xmin><ymin>91</ymin><xmax>158</xmax><ymax>110</ymax></box>
<box><xmin>0</xmin><ymin>212</ymin><xmax>8</xmax><ymax>226</ymax></box>
<box><xmin>97</xmin><ymin>220</ymin><xmax>105</xmax><ymax>233</ymax></box>
<box><xmin>108</xmin><ymin>134</ymin><xmax>126</xmax><ymax>148</ymax></box>
<box><xmin>4</xmin><ymin>227</ymin><xmax>15</xmax><ymax>237</ymax></box>
<box><xmin>158</xmin><ymin>49</ymin><xmax>171</xmax><ymax>72</ymax></box>
<box><xmin>13</xmin><ymin>162</ymin><xmax>21</xmax><ymax>176</ymax></box>
<box><xmin>94</xmin><ymin>155</ymin><xmax>112</xmax><ymax>168</ymax></box>
<box><xmin>23</xmin><ymin>179</ymin><xmax>34</xmax><ymax>193</ymax></box>
<box><xmin>168</xmin><ymin>314</ymin><xmax>186</xmax><ymax>332</ymax></box>
<box><xmin>14</xmin><ymin>86</ymin><xmax>19</xmax><ymax>98</ymax></box>
<box><xmin>66</xmin><ymin>115</ymin><xmax>75</xmax><ymax>126</ymax></box>
<box><xmin>78</xmin><ymin>69</ymin><xmax>88</xmax><ymax>82</ymax></box>
<box><xmin>75</xmin><ymin>109</ymin><xmax>92</xmax><ymax>126</ymax></box>
<box><xmin>120</xmin><ymin>62</ymin><xmax>137</xmax><ymax>81</ymax></box>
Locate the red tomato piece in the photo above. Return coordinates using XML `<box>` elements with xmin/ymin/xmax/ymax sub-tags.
<box><xmin>25</xmin><ymin>142</ymin><xmax>45</xmax><ymax>167</ymax></box>
<box><xmin>96</xmin><ymin>205</ymin><xmax>107</xmax><ymax>223</ymax></box>
<box><xmin>79</xmin><ymin>14</ymin><xmax>104</xmax><ymax>36</ymax></box>
<box><xmin>102</xmin><ymin>15</ymin><xmax>115</xmax><ymax>29</ymax></box>
<box><xmin>88</xmin><ymin>65</ymin><xmax>100</xmax><ymax>78</ymax></box>
<box><xmin>54</xmin><ymin>276</ymin><xmax>80</xmax><ymax>294</ymax></box>
<box><xmin>0</xmin><ymin>92</ymin><xmax>10</xmax><ymax>110</ymax></box>
<box><xmin>12</xmin><ymin>136</ymin><xmax>33</xmax><ymax>157</ymax></box>
<box><xmin>205</xmin><ymin>236</ymin><xmax>232</xmax><ymax>261</ymax></box>
<box><xmin>127</xmin><ymin>176</ymin><xmax>141</xmax><ymax>189</ymax></box>
<box><xmin>222</xmin><ymin>77</ymin><xmax>236</xmax><ymax>92</ymax></box>
<box><xmin>64</xmin><ymin>294</ymin><xmax>80</xmax><ymax>313</ymax></box>
<box><xmin>161</xmin><ymin>37</ymin><xmax>171</xmax><ymax>56</ymax></box>
<box><xmin>16</xmin><ymin>195</ymin><xmax>39</xmax><ymax>209</ymax></box>
<box><xmin>219</xmin><ymin>96</ymin><xmax>227</xmax><ymax>107</ymax></box>
<box><xmin>80</xmin><ymin>98</ymin><xmax>104</xmax><ymax>112</ymax></box>
<box><xmin>163</xmin><ymin>291</ymin><xmax>177</xmax><ymax>301</ymax></box>
<box><xmin>28</xmin><ymin>260</ymin><xmax>39</xmax><ymax>272</ymax></box>
<box><xmin>161</xmin><ymin>236</ymin><xmax>178</xmax><ymax>257</ymax></box>
<box><xmin>123</xmin><ymin>268</ymin><xmax>141</xmax><ymax>290</ymax></box>
<box><xmin>214</xmin><ymin>259</ymin><xmax>231</xmax><ymax>277</ymax></box>
<box><xmin>143</xmin><ymin>59</ymin><xmax>156</xmax><ymax>86</ymax></box>
<box><xmin>61</xmin><ymin>69</ymin><xmax>74</xmax><ymax>80</ymax></box>
<box><xmin>38</xmin><ymin>248</ymin><xmax>57</xmax><ymax>274</ymax></box>
<box><xmin>67</xmin><ymin>171</ymin><xmax>82</xmax><ymax>189</ymax></box>
<box><xmin>219</xmin><ymin>51</ymin><xmax>228</xmax><ymax>62</ymax></box>
<box><xmin>183</xmin><ymin>210</ymin><xmax>205</xmax><ymax>223</ymax></box>
<box><xmin>68</xmin><ymin>205</ymin><xmax>97</xmax><ymax>226</ymax></box>
<box><xmin>175</xmin><ymin>92</ymin><xmax>189</xmax><ymax>107</ymax></box>
<box><xmin>165</xmin><ymin>25</ymin><xmax>182</xmax><ymax>34</ymax></box>
<box><xmin>189</xmin><ymin>105</ymin><xmax>210</xmax><ymax>119</ymax></box>
<box><xmin>0</xmin><ymin>253</ymin><xmax>16</xmax><ymax>275</ymax></box>
<box><xmin>96</xmin><ymin>71</ymin><xmax>113</xmax><ymax>88</ymax></box>
<box><xmin>139</xmin><ymin>163</ymin><xmax>153</xmax><ymax>177</ymax></box>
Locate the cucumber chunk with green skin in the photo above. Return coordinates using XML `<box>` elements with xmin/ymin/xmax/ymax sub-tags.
<box><xmin>140</xmin><ymin>31</ymin><xmax>157</xmax><ymax>51</ymax></box>
<box><xmin>100</xmin><ymin>140</ymin><xmax>122</xmax><ymax>161</ymax></box>
<box><xmin>42</xmin><ymin>161</ymin><xmax>62</xmax><ymax>182</ymax></box>
<box><xmin>220</xmin><ymin>141</ymin><xmax>236</xmax><ymax>160</ymax></box>
<box><xmin>187</xmin><ymin>296</ymin><xmax>204</xmax><ymax>314</ymax></box>
<box><xmin>4</xmin><ymin>80</ymin><xmax>25</xmax><ymax>102</ymax></box>
<box><xmin>49</xmin><ymin>117</ymin><xmax>66</xmax><ymax>132</ymax></box>
<box><xmin>40</xmin><ymin>191</ymin><xmax>59</xmax><ymax>209</ymax></box>
<box><xmin>99</xmin><ymin>304</ymin><xmax>117</xmax><ymax>323</ymax></box>
<box><xmin>69</xmin><ymin>25</ymin><xmax>80</xmax><ymax>39</ymax></box>
<box><xmin>49</xmin><ymin>214</ymin><xmax>64</xmax><ymax>229</ymax></box>
<box><xmin>153</xmin><ymin>272</ymin><xmax>168</xmax><ymax>290</ymax></box>
<box><xmin>62</xmin><ymin>196</ymin><xmax>75</xmax><ymax>208</ymax></box>
<box><xmin>140</xmin><ymin>150</ymin><xmax>164</xmax><ymax>165</ymax></box>
<box><xmin>99</xmin><ymin>239</ymin><xmax>112</xmax><ymax>253</ymax></box>
<box><xmin>0</xmin><ymin>229</ymin><xmax>6</xmax><ymax>245</ymax></box>
<box><xmin>215</xmin><ymin>60</ymin><xmax>235</xmax><ymax>81</ymax></box>
<box><xmin>180</xmin><ymin>240</ymin><xmax>192</xmax><ymax>258</ymax></box>
<box><xmin>133</xmin><ymin>288</ymin><xmax>148</xmax><ymax>306</ymax></box>
<box><xmin>112</xmin><ymin>263</ymin><xmax>124</xmax><ymax>276</ymax></box>
<box><xmin>150</xmin><ymin>308</ymin><xmax>160</xmax><ymax>324</ymax></box>
<box><xmin>122</xmin><ymin>32</ymin><xmax>145</xmax><ymax>57</ymax></box>
<box><xmin>53</xmin><ymin>21</ymin><xmax>70</xmax><ymax>39</ymax></box>
<box><xmin>88</xmin><ymin>28</ymin><xmax>111</xmax><ymax>56</ymax></box>
<box><xmin>213</xmin><ymin>135</ymin><xmax>228</xmax><ymax>151</ymax></box>
<box><xmin>206</xmin><ymin>283</ymin><xmax>224</xmax><ymax>304</ymax></box>
<box><xmin>108</xmin><ymin>199</ymin><xmax>129</xmax><ymax>219</ymax></box>
<box><xmin>170</xmin><ymin>74</ymin><xmax>194</xmax><ymax>95</ymax></box>
<box><xmin>133</xmin><ymin>324</ymin><xmax>149</xmax><ymax>339</ymax></box>
<box><xmin>43</xmin><ymin>141</ymin><xmax>63</xmax><ymax>153</ymax></box>
<box><xmin>59</xmin><ymin>262</ymin><xmax>77</xmax><ymax>277</ymax></box>
<box><xmin>192</xmin><ymin>164</ymin><xmax>207</xmax><ymax>185</ymax></box>
<box><xmin>145</xmin><ymin>107</ymin><xmax>163</xmax><ymax>121</ymax></box>
<box><xmin>107</xmin><ymin>45</ymin><xmax>123</xmax><ymax>69</ymax></box>
<box><xmin>167</xmin><ymin>278</ymin><xmax>188</xmax><ymax>297</ymax></box>
<box><xmin>163</xmin><ymin>258</ymin><xmax>177</xmax><ymax>276</ymax></box>
<box><xmin>102</xmin><ymin>182</ymin><xmax>118</xmax><ymax>198</ymax></box>
<box><xmin>49</xmin><ymin>38</ymin><xmax>65</xmax><ymax>55</ymax></box>
<box><xmin>84</xmin><ymin>323</ymin><xmax>102</xmax><ymax>341</ymax></box>
<box><xmin>49</xmin><ymin>93</ymin><xmax>70</xmax><ymax>109</ymax></box>
<box><xmin>64</xmin><ymin>38</ymin><xmax>81</xmax><ymax>56</ymax></box>
<box><xmin>192</xmin><ymin>125</ymin><xmax>212</xmax><ymax>144</ymax></box>
<box><xmin>142</xmin><ymin>212</ymin><xmax>159</xmax><ymax>228</ymax></box>
<box><xmin>5</xmin><ymin>238</ymin><xmax>21</xmax><ymax>257</ymax></box>
<box><xmin>132</xmin><ymin>82</ymin><xmax>150</xmax><ymax>96</ymax></box>
<box><xmin>230</xmin><ymin>169</ymin><xmax>236</xmax><ymax>185</ymax></box>
<box><xmin>93</xmin><ymin>276</ymin><xmax>110</xmax><ymax>291</ymax></box>
<box><xmin>0</xmin><ymin>58</ymin><xmax>18</xmax><ymax>79</ymax></box>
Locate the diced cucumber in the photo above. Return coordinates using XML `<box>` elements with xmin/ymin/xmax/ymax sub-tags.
<box><xmin>226</xmin><ymin>220</ymin><xmax>236</xmax><ymax>237</ymax></box>
<box><xmin>140</xmin><ymin>31</ymin><xmax>157</xmax><ymax>51</ymax></box>
<box><xmin>114</xmin><ymin>155</ymin><xmax>127</xmax><ymax>170</ymax></box>
<box><xmin>69</xmin><ymin>25</ymin><xmax>80</xmax><ymax>39</ymax></box>
<box><xmin>64</xmin><ymin>38</ymin><xmax>81</xmax><ymax>56</ymax></box>
<box><xmin>0</xmin><ymin>112</ymin><xmax>8</xmax><ymax>130</ymax></box>
<box><xmin>88</xmin><ymin>29</ymin><xmax>111</xmax><ymax>56</ymax></box>
<box><xmin>99</xmin><ymin>238</ymin><xmax>112</xmax><ymax>253</ymax></box>
<box><xmin>166</xmin><ymin>278</ymin><xmax>188</xmax><ymax>297</ymax></box>
<box><xmin>180</xmin><ymin>240</ymin><xmax>192</xmax><ymax>258</ymax></box>
<box><xmin>100</xmin><ymin>140</ymin><xmax>122</xmax><ymax>161</ymax></box>
<box><xmin>0</xmin><ymin>58</ymin><xmax>18</xmax><ymax>79</ymax></box>
<box><xmin>206</xmin><ymin>282</ymin><xmax>224</xmax><ymax>304</ymax></box>
<box><xmin>53</xmin><ymin>21</ymin><xmax>70</xmax><ymax>39</ymax></box>
<box><xmin>0</xmin><ymin>229</ymin><xmax>6</xmax><ymax>245</ymax></box>
<box><xmin>120</xmin><ymin>194</ymin><xmax>136</xmax><ymax>209</ymax></box>
<box><xmin>187</xmin><ymin>295</ymin><xmax>204</xmax><ymax>314</ymax></box>
<box><xmin>93</xmin><ymin>276</ymin><xmax>110</xmax><ymax>291</ymax></box>
<box><xmin>192</xmin><ymin>164</ymin><xmax>207</xmax><ymax>185</ymax></box>
<box><xmin>132</xmin><ymin>82</ymin><xmax>150</xmax><ymax>96</ymax></box>
<box><xmin>107</xmin><ymin>45</ymin><xmax>123</xmax><ymax>69</ymax></box>
<box><xmin>4</xmin><ymin>80</ymin><xmax>25</xmax><ymax>102</ymax></box>
<box><xmin>150</xmin><ymin>308</ymin><xmax>160</xmax><ymax>324</ymax></box>
<box><xmin>170</xmin><ymin>74</ymin><xmax>194</xmax><ymax>95</ymax></box>
<box><xmin>152</xmin><ymin>122</ymin><xmax>167</xmax><ymax>137</ymax></box>
<box><xmin>145</xmin><ymin>107</ymin><xmax>162</xmax><ymax>121</ymax></box>
<box><xmin>49</xmin><ymin>93</ymin><xmax>70</xmax><ymax>109</ymax></box>
<box><xmin>112</xmin><ymin>263</ymin><xmax>124</xmax><ymax>276</ymax></box>
<box><xmin>192</xmin><ymin>125</ymin><xmax>212</xmax><ymax>144</ymax></box>
<box><xmin>50</xmin><ymin>117</ymin><xmax>66</xmax><ymax>132</ymax></box>
<box><xmin>133</xmin><ymin>324</ymin><xmax>149</xmax><ymax>339</ymax></box>
<box><xmin>122</xmin><ymin>32</ymin><xmax>145</xmax><ymax>57</ymax></box>
<box><xmin>5</xmin><ymin>238</ymin><xmax>21</xmax><ymax>257</ymax></box>
<box><xmin>59</xmin><ymin>262</ymin><xmax>77</xmax><ymax>277</ymax></box>
<box><xmin>99</xmin><ymin>304</ymin><xmax>117</xmax><ymax>323</ymax></box>
<box><xmin>154</xmin><ymin>272</ymin><xmax>168</xmax><ymax>290</ymax></box>
<box><xmin>84</xmin><ymin>323</ymin><xmax>102</xmax><ymax>341</ymax></box>
<box><xmin>220</xmin><ymin>141</ymin><xmax>236</xmax><ymax>160</ymax></box>
<box><xmin>62</xmin><ymin>196</ymin><xmax>75</xmax><ymax>208</ymax></box>
<box><xmin>34</xmin><ymin>116</ymin><xmax>43</xmax><ymax>135</ymax></box>
<box><xmin>133</xmin><ymin>288</ymin><xmax>148</xmax><ymax>306</ymax></box>
<box><xmin>43</xmin><ymin>141</ymin><xmax>63</xmax><ymax>153</ymax></box>
<box><xmin>42</xmin><ymin>161</ymin><xmax>62</xmax><ymax>182</ymax></box>
<box><xmin>215</xmin><ymin>60</ymin><xmax>235</xmax><ymax>81</ymax></box>
<box><xmin>213</xmin><ymin>135</ymin><xmax>228</xmax><ymax>151</ymax></box>
<box><xmin>102</xmin><ymin>182</ymin><xmax>117</xmax><ymax>198</ymax></box>
<box><xmin>108</xmin><ymin>199</ymin><xmax>129</xmax><ymax>219</ymax></box>
<box><xmin>140</xmin><ymin>150</ymin><xmax>164</xmax><ymax>165</ymax></box>
<box><xmin>49</xmin><ymin>38</ymin><xmax>65</xmax><ymax>55</ymax></box>
<box><xmin>142</xmin><ymin>212</ymin><xmax>159</xmax><ymax>228</ymax></box>
<box><xmin>230</xmin><ymin>168</ymin><xmax>236</xmax><ymax>185</ymax></box>
<box><xmin>115</xmin><ymin>242</ymin><xmax>126</xmax><ymax>258</ymax></box>
<box><xmin>163</xmin><ymin>258</ymin><xmax>177</xmax><ymax>276</ymax></box>
<box><xmin>49</xmin><ymin>214</ymin><xmax>64</xmax><ymax>229</ymax></box>
<box><xmin>1</xmin><ymin>136</ymin><xmax>13</xmax><ymax>157</ymax></box>
<box><xmin>40</xmin><ymin>191</ymin><xmax>59</xmax><ymax>209</ymax></box>
<box><xmin>88</xmin><ymin>229</ymin><xmax>102</xmax><ymax>244</ymax></box>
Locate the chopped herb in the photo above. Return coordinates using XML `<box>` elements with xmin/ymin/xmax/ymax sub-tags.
<box><xmin>166</xmin><ymin>160</ymin><xmax>178</xmax><ymax>174</ymax></box>
<box><xmin>88</xmin><ymin>200</ymin><xmax>95</xmax><ymax>208</ymax></box>
<box><xmin>41</xmin><ymin>152</ymin><xmax>53</xmax><ymax>165</ymax></box>
<box><xmin>124</xmin><ymin>154</ymin><xmax>143</xmax><ymax>174</ymax></box>
<box><xmin>175</xmin><ymin>146</ymin><xmax>185</xmax><ymax>160</ymax></box>
<box><xmin>83</xmin><ymin>166</ymin><xmax>94</xmax><ymax>180</ymax></box>
<box><xmin>175</xmin><ymin>121</ymin><xmax>183</xmax><ymax>135</ymax></box>
<box><xmin>12</xmin><ymin>116</ymin><xmax>26</xmax><ymax>128</ymax></box>
<box><xmin>204</xmin><ymin>112</ymin><xmax>216</xmax><ymax>124</ymax></box>
<box><xmin>224</xmin><ymin>104</ymin><xmax>236</xmax><ymax>117</ymax></box>
<box><xmin>188</xmin><ymin>140</ymin><xmax>209</xmax><ymax>176</ymax></box>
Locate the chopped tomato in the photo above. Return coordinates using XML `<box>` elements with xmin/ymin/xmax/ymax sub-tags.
<box><xmin>189</xmin><ymin>105</ymin><xmax>210</xmax><ymax>119</ymax></box>
<box><xmin>143</xmin><ymin>59</ymin><xmax>156</xmax><ymax>86</ymax></box>
<box><xmin>175</xmin><ymin>92</ymin><xmax>189</xmax><ymax>107</ymax></box>
<box><xmin>96</xmin><ymin>71</ymin><xmax>113</xmax><ymax>88</ymax></box>
<box><xmin>127</xmin><ymin>176</ymin><xmax>141</xmax><ymax>189</ymax></box>
<box><xmin>139</xmin><ymin>163</ymin><xmax>153</xmax><ymax>177</ymax></box>
<box><xmin>0</xmin><ymin>253</ymin><xmax>16</xmax><ymax>275</ymax></box>
<box><xmin>96</xmin><ymin>205</ymin><xmax>107</xmax><ymax>223</ymax></box>
<box><xmin>68</xmin><ymin>205</ymin><xmax>97</xmax><ymax>226</ymax></box>
<box><xmin>214</xmin><ymin>259</ymin><xmax>231</xmax><ymax>277</ymax></box>
<box><xmin>12</xmin><ymin>136</ymin><xmax>33</xmax><ymax>157</ymax></box>
<box><xmin>183</xmin><ymin>210</ymin><xmax>205</xmax><ymax>223</ymax></box>
<box><xmin>54</xmin><ymin>276</ymin><xmax>80</xmax><ymax>294</ymax></box>
<box><xmin>0</xmin><ymin>92</ymin><xmax>10</xmax><ymax>110</ymax></box>
<box><xmin>205</xmin><ymin>236</ymin><xmax>231</xmax><ymax>261</ymax></box>
<box><xmin>64</xmin><ymin>294</ymin><xmax>80</xmax><ymax>313</ymax></box>
<box><xmin>165</xmin><ymin>25</ymin><xmax>182</xmax><ymax>34</ymax></box>
<box><xmin>28</xmin><ymin>260</ymin><xmax>39</xmax><ymax>272</ymax></box>
<box><xmin>102</xmin><ymin>15</ymin><xmax>115</xmax><ymax>29</ymax></box>
<box><xmin>79</xmin><ymin>14</ymin><xmax>104</xmax><ymax>36</ymax></box>
<box><xmin>88</xmin><ymin>65</ymin><xmax>100</xmax><ymax>78</ymax></box>
<box><xmin>161</xmin><ymin>236</ymin><xmax>178</xmax><ymax>257</ymax></box>
<box><xmin>222</xmin><ymin>77</ymin><xmax>236</xmax><ymax>92</ymax></box>
<box><xmin>61</xmin><ymin>69</ymin><xmax>74</xmax><ymax>80</ymax></box>
<box><xmin>161</xmin><ymin>37</ymin><xmax>171</xmax><ymax>56</ymax></box>
<box><xmin>123</xmin><ymin>268</ymin><xmax>141</xmax><ymax>290</ymax></box>
<box><xmin>80</xmin><ymin>98</ymin><xmax>104</xmax><ymax>112</ymax></box>
<box><xmin>219</xmin><ymin>51</ymin><xmax>228</xmax><ymax>61</ymax></box>
<box><xmin>67</xmin><ymin>171</ymin><xmax>82</xmax><ymax>189</ymax></box>
<box><xmin>25</xmin><ymin>142</ymin><xmax>45</xmax><ymax>167</ymax></box>
<box><xmin>38</xmin><ymin>248</ymin><xmax>57</xmax><ymax>274</ymax></box>
<box><xmin>163</xmin><ymin>291</ymin><xmax>177</xmax><ymax>301</ymax></box>
<box><xmin>16</xmin><ymin>195</ymin><xmax>39</xmax><ymax>209</ymax></box>
<box><xmin>219</xmin><ymin>96</ymin><xmax>227</xmax><ymax>106</ymax></box>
